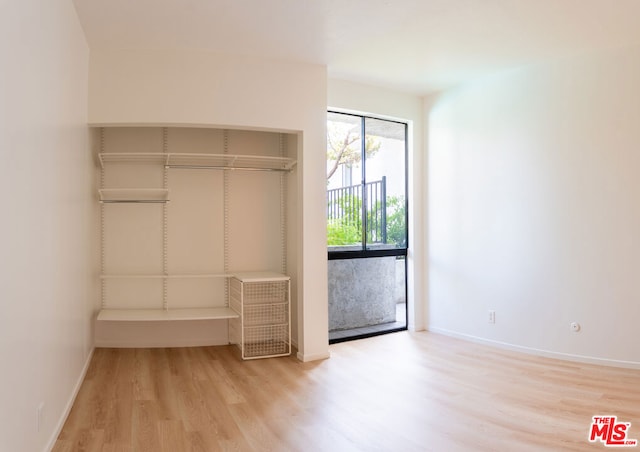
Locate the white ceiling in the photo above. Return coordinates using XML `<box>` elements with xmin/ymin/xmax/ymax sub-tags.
<box><xmin>72</xmin><ymin>0</ymin><xmax>640</xmax><ymax>95</ymax></box>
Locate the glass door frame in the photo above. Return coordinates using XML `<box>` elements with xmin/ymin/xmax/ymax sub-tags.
<box><xmin>327</xmin><ymin>110</ymin><xmax>409</xmax><ymax>343</ymax></box>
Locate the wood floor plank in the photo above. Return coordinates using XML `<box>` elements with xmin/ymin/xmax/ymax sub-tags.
<box><xmin>173</xmin><ymin>376</ymin><xmax>223</xmax><ymax>451</ymax></box>
<box><xmin>193</xmin><ymin>379</ymin><xmax>252</xmax><ymax>448</ymax></box>
<box><xmin>148</xmin><ymin>349</ymin><xmax>180</xmax><ymax>421</ymax></box>
<box><xmin>131</xmin><ymin>400</ymin><xmax>161</xmax><ymax>452</ymax></box>
<box><xmin>100</xmin><ymin>444</ymin><xmax>132</xmax><ymax>452</ymax></box>
<box><xmin>157</xmin><ymin>420</ymin><xmax>186</xmax><ymax>452</ymax></box>
<box><xmin>226</xmin><ymin>402</ymin><xmax>283</xmax><ymax>451</ymax></box>
<box><xmin>54</xmin><ymin>332</ymin><xmax>640</xmax><ymax>451</ymax></box>
<box><xmin>51</xmin><ymin>440</ymin><xmax>73</xmax><ymax>452</ymax></box>
<box><xmin>200</xmin><ymin>355</ymin><xmax>247</xmax><ymax>405</ymax></box>
<box><xmin>54</xmin><ymin>428</ymin><xmax>105</xmax><ymax>452</ymax></box>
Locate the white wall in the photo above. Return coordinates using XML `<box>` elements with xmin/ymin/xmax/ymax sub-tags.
<box><xmin>328</xmin><ymin>79</ymin><xmax>425</xmax><ymax>331</ymax></box>
<box><xmin>0</xmin><ymin>1</ymin><xmax>94</xmax><ymax>451</ymax></box>
<box><xmin>426</xmin><ymin>46</ymin><xmax>640</xmax><ymax>367</ymax></box>
<box><xmin>89</xmin><ymin>50</ymin><xmax>329</xmax><ymax>361</ymax></box>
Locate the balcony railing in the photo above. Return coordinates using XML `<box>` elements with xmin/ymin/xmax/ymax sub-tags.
<box><xmin>327</xmin><ymin>176</ymin><xmax>387</xmax><ymax>244</ymax></box>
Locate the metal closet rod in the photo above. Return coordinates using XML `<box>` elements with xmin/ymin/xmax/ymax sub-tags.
<box><xmin>165</xmin><ymin>165</ymin><xmax>290</xmax><ymax>172</ymax></box>
<box><xmin>100</xmin><ymin>200</ymin><xmax>170</xmax><ymax>204</ymax></box>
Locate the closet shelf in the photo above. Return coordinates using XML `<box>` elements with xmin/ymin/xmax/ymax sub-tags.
<box><xmin>233</xmin><ymin>271</ymin><xmax>291</xmax><ymax>282</ymax></box>
<box><xmin>97</xmin><ymin>307</ymin><xmax>239</xmax><ymax>322</ymax></box>
<box><xmin>100</xmin><ymin>273</ymin><xmax>235</xmax><ymax>279</ymax></box>
<box><xmin>166</xmin><ymin>274</ymin><xmax>234</xmax><ymax>279</ymax></box>
<box><xmin>99</xmin><ymin>152</ymin><xmax>296</xmax><ymax>172</ymax></box>
<box><xmin>99</xmin><ymin>188</ymin><xmax>169</xmax><ymax>203</ymax></box>
<box><xmin>99</xmin><ymin>153</ymin><xmax>167</xmax><ymax>167</ymax></box>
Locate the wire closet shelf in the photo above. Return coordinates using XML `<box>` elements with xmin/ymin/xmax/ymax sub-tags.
<box><xmin>98</xmin><ymin>152</ymin><xmax>297</xmax><ymax>172</ymax></box>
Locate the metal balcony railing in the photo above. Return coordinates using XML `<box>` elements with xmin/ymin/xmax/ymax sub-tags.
<box><xmin>327</xmin><ymin>176</ymin><xmax>387</xmax><ymax>244</ymax></box>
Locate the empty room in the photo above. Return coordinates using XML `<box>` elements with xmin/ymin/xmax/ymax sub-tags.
<box><xmin>2</xmin><ymin>0</ymin><xmax>640</xmax><ymax>451</ymax></box>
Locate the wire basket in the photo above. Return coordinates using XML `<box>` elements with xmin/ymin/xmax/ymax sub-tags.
<box><xmin>243</xmin><ymin>324</ymin><xmax>289</xmax><ymax>358</ymax></box>
<box><xmin>230</xmin><ymin>276</ymin><xmax>291</xmax><ymax>359</ymax></box>
<box><xmin>242</xmin><ymin>281</ymin><xmax>288</xmax><ymax>304</ymax></box>
<box><xmin>243</xmin><ymin>303</ymin><xmax>288</xmax><ymax>326</ymax></box>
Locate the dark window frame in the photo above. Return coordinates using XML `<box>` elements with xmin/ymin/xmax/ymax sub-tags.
<box><xmin>327</xmin><ymin>110</ymin><xmax>409</xmax><ymax>261</ymax></box>
<box><xmin>327</xmin><ymin>110</ymin><xmax>409</xmax><ymax>343</ymax></box>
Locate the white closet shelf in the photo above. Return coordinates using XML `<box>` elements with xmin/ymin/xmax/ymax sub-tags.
<box><xmin>232</xmin><ymin>271</ymin><xmax>291</xmax><ymax>282</ymax></box>
<box><xmin>99</xmin><ymin>153</ymin><xmax>167</xmax><ymax>167</ymax></box>
<box><xmin>97</xmin><ymin>307</ymin><xmax>239</xmax><ymax>321</ymax></box>
<box><xmin>167</xmin><ymin>274</ymin><xmax>233</xmax><ymax>279</ymax></box>
<box><xmin>100</xmin><ymin>273</ymin><xmax>234</xmax><ymax>279</ymax></box>
<box><xmin>98</xmin><ymin>152</ymin><xmax>296</xmax><ymax>172</ymax></box>
<box><xmin>99</xmin><ymin>188</ymin><xmax>169</xmax><ymax>203</ymax></box>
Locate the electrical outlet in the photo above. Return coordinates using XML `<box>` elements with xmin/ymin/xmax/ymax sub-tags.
<box><xmin>36</xmin><ymin>402</ymin><xmax>44</xmax><ymax>432</ymax></box>
<box><xmin>488</xmin><ymin>310</ymin><xmax>496</xmax><ymax>324</ymax></box>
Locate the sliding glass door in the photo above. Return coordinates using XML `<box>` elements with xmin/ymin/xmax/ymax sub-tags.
<box><xmin>327</xmin><ymin>111</ymin><xmax>408</xmax><ymax>342</ymax></box>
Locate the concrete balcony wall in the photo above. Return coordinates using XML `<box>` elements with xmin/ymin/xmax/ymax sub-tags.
<box><xmin>328</xmin><ymin>256</ymin><xmax>398</xmax><ymax>331</ymax></box>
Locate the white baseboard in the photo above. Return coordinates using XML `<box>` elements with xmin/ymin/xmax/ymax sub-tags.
<box><xmin>428</xmin><ymin>327</ymin><xmax>640</xmax><ymax>370</ymax></box>
<box><xmin>296</xmin><ymin>350</ymin><xmax>331</xmax><ymax>362</ymax></box>
<box><xmin>45</xmin><ymin>348</ymin><xmax>95</xmax><ymax>452</ymax></box>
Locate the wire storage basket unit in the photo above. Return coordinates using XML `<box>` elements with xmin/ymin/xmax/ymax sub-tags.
<box><xmin>229</xmin><ymin>272</ymin><xmax>291</xmax><ymax>360</ymax></box>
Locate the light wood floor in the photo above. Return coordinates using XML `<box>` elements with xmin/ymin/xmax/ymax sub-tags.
<box><xmin>53</xmin><ymin>332</ymin><xmax>640</xmax><ymax>451</ymax></box>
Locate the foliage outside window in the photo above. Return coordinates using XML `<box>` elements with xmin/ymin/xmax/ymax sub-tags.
<box><xmin>326</xmin><ymin>112</ymin><xmax>407</xmax><ymax>251</ymax></box>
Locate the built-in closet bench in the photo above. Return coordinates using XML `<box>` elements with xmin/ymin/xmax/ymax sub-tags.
<box><xmin>97</xmin><ymin>307</ymin><xmax>239</xmax><ymax>321</ymax></box>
